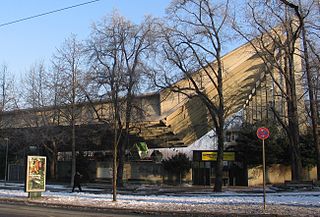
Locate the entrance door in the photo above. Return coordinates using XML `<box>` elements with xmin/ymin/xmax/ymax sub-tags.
<box><xmin>192</xmin><ymin>168</ymin><xmax>210</xmax><ymax>185</ymax></box>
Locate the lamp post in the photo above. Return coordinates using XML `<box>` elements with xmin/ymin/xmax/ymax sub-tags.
<box><xmin>4</xmin><ymin>138</ymin><xmax>9</xmax><ymax>186</ymax></box>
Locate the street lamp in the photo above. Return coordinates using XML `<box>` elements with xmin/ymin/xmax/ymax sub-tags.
<box><xmin>4</xmin><ymin>138</ymin><xmax>9</xmax><ymax>186</ymax></box>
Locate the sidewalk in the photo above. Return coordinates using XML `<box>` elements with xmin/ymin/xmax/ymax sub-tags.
<box><xmin>0</xmin><ymin>181</ymin><xmax>319</xmax><ymax>217</ymax></box>
<box><xmin>1</xmin><ymin>180</ymin><xmax>318</xmax><ymax>196</ymax></box>
<box><xmin>83</xmin><ymin>181</ymin><xmax>320</xmax><ymax>195</ymax></box>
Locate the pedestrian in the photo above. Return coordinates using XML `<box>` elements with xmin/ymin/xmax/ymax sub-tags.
<box><xmin>72</xmin><ymin>171</ymin><xmax>82</xmax><ymax>192</ymax></box>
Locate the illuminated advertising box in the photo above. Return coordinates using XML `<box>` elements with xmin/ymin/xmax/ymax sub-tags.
<box><xmin>26</xmin><ymin>156</ymin><xmax>46</xmax><ymax>192</ymax></box>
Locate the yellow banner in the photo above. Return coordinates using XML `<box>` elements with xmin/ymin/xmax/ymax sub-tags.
<box><xmin>201</xmin><ymin>152</ymin><xmax>235</xmax><ymax>161</ymax></box>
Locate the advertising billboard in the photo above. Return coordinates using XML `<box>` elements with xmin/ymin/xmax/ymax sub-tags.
<box><xmin>26</xmin><ymin>156</ymin><xmax>46</xmax><ymax>192</ymax></box>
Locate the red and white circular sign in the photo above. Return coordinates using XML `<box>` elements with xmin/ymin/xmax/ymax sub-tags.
<box><xmin>257</xmin><ymin>127</ymin><xmax>270</xmax><ymax>140</ymax></box>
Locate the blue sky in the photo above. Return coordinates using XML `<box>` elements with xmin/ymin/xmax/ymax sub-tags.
<box><xmin>0</xmin><ymin>0</ymin><xmax>170</xmax><ymax>78</ymax></box>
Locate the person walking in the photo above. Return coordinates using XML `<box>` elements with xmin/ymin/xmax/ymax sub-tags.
<box><xmin>72</xmin><ymin>171</ymin><xmax>82</xmax><ymax>192</ymax></box>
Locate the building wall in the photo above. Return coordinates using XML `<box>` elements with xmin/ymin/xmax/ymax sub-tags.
<box><xmin>248</xmin><ymin>164</ymin><xmax>317</xmax><ymax>186</ymax></box>
<box><xmin>0</xmin><ymin>93</ymin><xmax>162</xmax><ymax>130</ymax></box>
<box><xmin>139</xmin><ymin>94</ymin><xmax>161</xmax><ymax>119</ymax></box>
<box><xmin>127</xmin><ymin>161</ymin><xmax>163</xmax><ymax>183</ymax></box>
<box><xmin>57</xmin><ymin>160</ymin><xmax>193</xmax><ymax>184</ymax></box>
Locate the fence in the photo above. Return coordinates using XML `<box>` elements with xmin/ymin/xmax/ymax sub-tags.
<box><xmin>8</xmin><ymin>164</ymin><xmax>25</xmax><ymax>182</ymax></box>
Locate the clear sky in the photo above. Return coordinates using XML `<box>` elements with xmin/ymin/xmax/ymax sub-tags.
<box><xmin>0</xmin><ymin>0</ymin><xmax>170</xmax><ymax>78</ymax></box>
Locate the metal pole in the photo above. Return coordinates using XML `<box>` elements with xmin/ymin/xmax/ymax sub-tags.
<box><xmin>262</xmin><ymin>139</ymin><xmax>266</xmax><ymax>210</ymax></box>
<box><xmin>4</xmin><ymin>138</ymin><xmax>9</xmax><ymax>186</ymax></box>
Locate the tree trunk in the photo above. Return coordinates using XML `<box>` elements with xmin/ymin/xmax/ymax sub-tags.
<box><xmin>286</xmin><ymin>86</ymin><xmax>303</xmax><ymax>181</ymax></box>
<box><xmin>214</xmin><ymin>57</ymin><xmax>225</xmax><ymax>192</ymax></box>
<box><xmin>283</xmin><ymin>30</ymin><xmax>303</xmax><ymax>181</ymax></box>
<box><xmin>286</xmin><ymin>65</ymin><xmax>303</xmax><ymax>181</ymax></box>
<box><xmin>117</xmin><ymin>140</ymin><xmax>125</xmax><ymax>187</ymax></box>
<box><xmin>71</xmin><ymin>122</ymin><xmax>76</xmax><ymax>186</ymax></box>
<box><xmin>50</xmin><ymin>152</ymin><xmax>57</xmax><ymax>180</ymax></box>
<box><xmin>112</xmin><ymin>146</ymin><xmax>117</xmax><ymax>201</ymax></box>
<box><xmin>112</xmin><ymin>128</ymin><xmax>118</xmax><ymax>202</ymax></box>
<box><xmin>117</xmin><ymin>96</ymin><xmax>133</xmax><ymax>187</ymax></box>
<box><xmin>214</xmin><ymin>127</ymin><xmax>224</xmax><ymax>192</ymax></box>
<box><xmin>301</xmin><ymin>19</ymin><xmax>320</xmax><ymax>180</ymax></box>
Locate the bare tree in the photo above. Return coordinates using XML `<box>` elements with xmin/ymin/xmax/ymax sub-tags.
<box><xmin>294</xmin><ymin>0</ymin><xmax>320</xmax><ymax>180</ymax></box>
<box><xmin>22</xmin><ymin>62</ymin><xmax>49</xmax><ymax>108</ymax></box>
<box><xmin>0</xmin><ymin>64</ymin><xmax>17</xmax><ymax>179</ymax></box>
<box><xmin>153</xmin><ymin>0</ymin><xmax>230</xmax><ymax>192</ymax></box>
<box><xmin>19</xmin><ymin>61</ymin><xmax>67</xmax><ymax>179</ymax></box>
<box><xmin>233</xmin><ymin>0</ymin><xmax>308</xmax><ymax>181</ymax></box>
<box><xmin>115</xmin><ymin>15</ymin><xmax>156</xmax><ymax>188</ymax></box>
<box><xmin>0</xmin><ymin>64</ymin><xmax>17</xmax><ymax>115</ymax></box>
<box><xmin>87</xmin><ymin>12</ymin><xmax>155</xmax><ymax>200</ymax></box>
<box><xmin>87</xmin><ymin>13</ymin><xmax>126</xmax><ymax>201</ymax></box>
<box><xmin>52</xmin><ymin>35</ymin><xmax>86</xmax><ymax>186</ymax></box>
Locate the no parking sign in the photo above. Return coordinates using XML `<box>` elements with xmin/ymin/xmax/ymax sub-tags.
<box><xmin>256</xmin><ymin>127</ymin><xmax>269</xmax><ymax>210</ymax></box>
<box><xmin>257</xmin><ymin>127</ymin><xmax>270</xmax><ymax>140</ymax></box>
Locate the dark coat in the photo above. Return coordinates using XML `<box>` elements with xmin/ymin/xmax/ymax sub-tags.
<box><xmin>74</xmin><ymin>173</ymin><xmax>81</xmax><ymax>185</ymax></box>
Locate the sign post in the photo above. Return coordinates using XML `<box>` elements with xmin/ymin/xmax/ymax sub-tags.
<box><xmin>256</xmin><ymin>127</ymin><xmax>270</xmax><ymax>211</ymax></box>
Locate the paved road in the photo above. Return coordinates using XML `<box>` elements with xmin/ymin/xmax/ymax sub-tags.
<box><xmin>0</xmin><ymin>203</ymin><xmax>154</xmax><ymax>217</ymax></box>
<box><xmin>0</xmin><ymin>202</ymin><xmax>281</xmax><ymax>217</ymax></box>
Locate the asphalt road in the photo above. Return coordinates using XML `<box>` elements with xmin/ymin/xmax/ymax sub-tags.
<box><xmin>0</xmin><ymin>201</ymin><xmax>284</xmax><ymax>217</ymax></box>
<box><xmin>0</xmin><ymin>203</ymin><xmax>154</xmax><ymax>217</ymax></box>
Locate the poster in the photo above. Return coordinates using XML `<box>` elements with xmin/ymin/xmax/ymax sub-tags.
<box><xmin>26</xmin><ymin>156</ymin><xmax>46</xmax><ymax>192</ymax></box>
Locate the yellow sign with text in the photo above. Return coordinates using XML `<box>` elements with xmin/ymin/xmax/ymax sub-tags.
<box><xmin>201</xmin><ymin>152</ymin><xmax>235</xmax><ymax>161</ymax></box>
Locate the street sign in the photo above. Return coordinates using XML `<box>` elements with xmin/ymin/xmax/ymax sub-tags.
<box><xmin>257</xmin><ymin>127</ymin><xmax>270</xmax><ymax>140</ymax></box>
<box><xmin>201</xmin><ymin>151</ymin><xmax>235</xmax><ymax>161</ymax></box>
<box><xmin>256</xmin><ymin>127</ymin><xmax>270</xmax><ymax>210</ymax></box>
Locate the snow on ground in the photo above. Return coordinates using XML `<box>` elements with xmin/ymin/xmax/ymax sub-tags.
<box><xmin>0</xmin><ymin>186</ymin><xmax>319</xmax><ymax>216</ymax></box>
